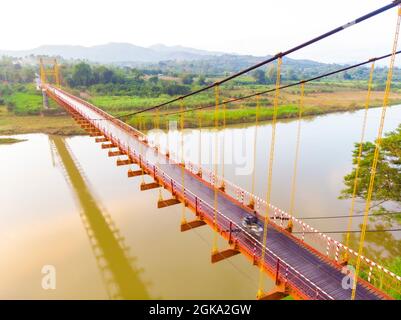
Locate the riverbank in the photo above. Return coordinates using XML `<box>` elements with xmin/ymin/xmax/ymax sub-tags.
<box><xmin>0</xmin><ymin>106</ymin><xmax>84</xmax><ymax>136</ymax></box>
<box><xmin>2</xmin><ymin>88</ymin><xmax>401</xmax><ymax>135</ymax></box>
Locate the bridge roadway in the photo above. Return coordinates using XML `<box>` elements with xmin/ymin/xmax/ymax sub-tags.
<box><xmin>46</xmin><ymin>85</ymin><xmax>389</xmax><ymax>300</ymax></box>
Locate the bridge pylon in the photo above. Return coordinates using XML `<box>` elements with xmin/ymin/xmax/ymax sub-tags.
<box><xmin>39</xmin><ymin>57</ymin><xmax>61</xmax><ymax>87</ymax></box>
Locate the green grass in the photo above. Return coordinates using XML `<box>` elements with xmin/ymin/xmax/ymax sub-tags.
<box><xmin>0</xmin><ymin>137</ymin><xmax>27</xmax><ymax>144</ymax></box>
<box><xmin>89</xmin><ymin>94</ymin><xmax>216</xmax><ymax>113</ymax></box>
<box><xmin>385</xmin><ymin>257</ymin><xmax>401</xmax><ymax>299</ymax></box>
<box><xmin>6</xmin><ymin>91</ymin><xmax>43</xmax><ymax>115</ymax></box>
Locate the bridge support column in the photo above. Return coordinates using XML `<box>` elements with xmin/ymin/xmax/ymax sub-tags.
<box><xmin>211</xmin><ymin>246</ymin><xmax>240</xmax><ymax>263</ymax></box>
<box><xmin>180</xmin><ymin>219</ymin><xmax>206</xmax><ymax>232</ymax></box>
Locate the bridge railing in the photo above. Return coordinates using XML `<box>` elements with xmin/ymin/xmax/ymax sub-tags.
<box><xmin>47</xmin><ymin>85</ymin><xmax>400</xmax><ymax>298</ymax></box>
<box><xmin>182</xmin><ymin>160</ymin><xmax>401</xmax><ymax>297</ymax></box>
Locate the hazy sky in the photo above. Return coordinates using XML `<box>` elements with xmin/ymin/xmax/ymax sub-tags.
<box><xmin>1</xmin><ymin>0</ymin><xmax>399</xmax><ymax>63</ymax></box>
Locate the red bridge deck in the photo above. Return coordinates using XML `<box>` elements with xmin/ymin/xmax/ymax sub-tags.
<box><xmin>44</xmin><ymin>85</ymin><xmax>395</xmax><ymax>300</ymax></box>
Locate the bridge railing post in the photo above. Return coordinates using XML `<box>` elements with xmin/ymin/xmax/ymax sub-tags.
<box><xmin>228</xmin><ymin>221</ymin><xmax>233</xmax><ymax>244</ymax></box>
<box><xmin>275</xmin><ymin>259</ymin><xmax>280</xmax><ymax>285</ymax></box>
<box><xmin>284</xmin><ymin>264</ymin><xmax>289</xmax><ymax>286</ymax></box>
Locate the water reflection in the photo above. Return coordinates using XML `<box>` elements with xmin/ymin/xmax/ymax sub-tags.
<box><xmin>50</xmin><ymin>135</ymin><xmax>150</xmax><ymax>299</ymax></box>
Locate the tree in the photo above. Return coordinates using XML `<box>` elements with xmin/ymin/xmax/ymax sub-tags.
<box><xmin>71</xmin><ymin>62</ymin><xmax>93</xmax><ymax>86</ymax></box>
<box><xmin>148</xmin><ymin>76</ymin><xmax>159</xmax><ymax>84</ymax></box>
<box><xmin>93</xmin><ymin>66</ymin><xmax>114</xmax><ymax>84</ymax></box>
<box><xmin>164</xmin><ymin>83</ymin><xmax>191</xmax><ymax>96</ymax></box>
<box><xmin>266</xmin><ymin>65</ymin><xmax>277</xmax><ymax>84</ymax></box>
<box><xmin>343</xmin><ymin>72</ymin><xmax>352</xmax><ymax>80</ymax></box>
<box><xmin>341</xmin><ymin>125</ymin><xmax>401</xmax><ymax>222</ymax></box>
<box><xmin>286</xmin><ymin>68</ymin><xmax>298</xmax><ymax>81</ymax></box>
<box><xmin>197</xmin><ymin>75</ymin><xmax>206</xmax><ymax>86</ymax></box>
<box><xmin>252</xmin><ymin>69</ymin><xmax>266</xmax><ymax>84</ymax></box>
<box><xmin>181</xmin><ymin>74</ymin><xmax>194</xmax><ymax>85</ymax></box>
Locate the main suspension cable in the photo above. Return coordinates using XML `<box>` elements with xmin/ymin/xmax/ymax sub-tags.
<box><xmin>351</xmin><ymin>4</ymin><xmax>401</xmax><ymax>301</ymax></box>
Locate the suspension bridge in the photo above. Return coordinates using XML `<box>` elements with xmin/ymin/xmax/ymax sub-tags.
<box><xmin>38</xmin><ymin>1</ymin><xmax>401</xmax><ymax>300</ymax></box>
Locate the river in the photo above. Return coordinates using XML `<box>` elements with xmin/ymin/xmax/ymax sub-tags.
<box><xmin>1</xmin><ymin>105</ymin><xmax>400</xmax><ymax>299</ymax></box>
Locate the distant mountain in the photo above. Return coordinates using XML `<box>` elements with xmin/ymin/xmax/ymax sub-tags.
<box><xmin>148</xmin><ymin>44</ymin><xmax>224</xmax><ymax>57</ymax></box>
<box><xmin>0</xmin><ymin>42</ymin><xmax>226</xmax><ymax>63</ymax></box>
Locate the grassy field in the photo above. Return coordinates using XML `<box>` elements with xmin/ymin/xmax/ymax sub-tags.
<box><xmin>7</xmin><ymin>91</ymin><xmax>43</xmax><ymax>115</ymax></box>
<box><xmin>89</xmin><ymin>93</ymin><xmax>215</xmax><ymax>113</ymax></box>
<box><xmin>1</xmin><ymin>84</ymin><xmax>43</xmax><ymax>115</ymax></box>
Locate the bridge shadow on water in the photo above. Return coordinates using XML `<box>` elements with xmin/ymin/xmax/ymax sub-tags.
<box><xmin>50</xmin><ymin>135</ymin><xmax>150</xmax><ymax>300</ymax></box>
